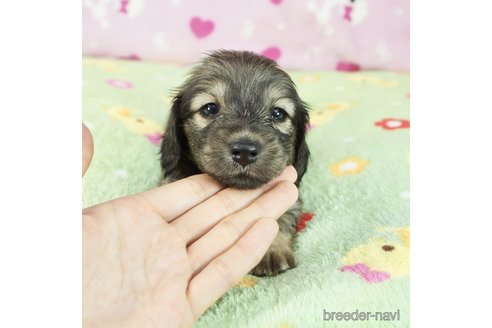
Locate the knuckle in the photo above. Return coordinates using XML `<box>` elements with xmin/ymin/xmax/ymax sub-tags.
<box><xmin>187</xmin><ymin>178</ymin><xmax>209</xmax><ymax>200</ymax></box>
<box><xmin>236</xmin><ymin>238</ymin><xmax>260</xmax><ymax>263</ymax></box>
<box><xmin>212</xmin><ymin>257</ymin><xmax>235</xmax><ymax>287</ymax></box>
<box><xmin>216</xmin><ymin>192</ymin><xmax>237</xmax><ymax>214</ymax></box>
<box><xmin>221</xmin><ymin>219</ymin><xmax>242</xmax><ymax>242</ymax></box>
<box><xmin>250</xmin><ymin>201</ymin><xmax>269</xmax><ymax>218</ymax></box>
<box><xmin>188</xmin><ymin>247</ymin><xmax>204</xmax><ymax>271</ymax></box>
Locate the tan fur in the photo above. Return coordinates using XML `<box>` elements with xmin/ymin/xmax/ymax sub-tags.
<box><xmin>274</xmin><ymin>97</ymin><xmax>296</xmax><ymax>117</ymax></box>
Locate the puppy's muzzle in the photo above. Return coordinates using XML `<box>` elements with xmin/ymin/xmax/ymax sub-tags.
<box><xmin>230</xmin><ymin>140</ymin><xmax>261</xmax><ymax>167</ymax></box>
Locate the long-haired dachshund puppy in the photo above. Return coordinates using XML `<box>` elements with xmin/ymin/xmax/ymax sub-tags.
<box><xmin>160</xmin><ymin>50</ymin><xmax>309</xmax><ymax>276</ymax></box>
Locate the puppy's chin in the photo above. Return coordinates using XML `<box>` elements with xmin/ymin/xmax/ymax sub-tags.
<box><xmin>201</xmin><ymin>162</ymin><xmax>281</xmax><ymax>189</ymax></box>
<box><xmin>200</xmin><ymin>156</ymin><xmax>286</xmax><ymax>189</ymax></box>
<box><xmin>211</xmin><ymin>173</ymin><xmax>271</xmax><ymax>190</ymax></box>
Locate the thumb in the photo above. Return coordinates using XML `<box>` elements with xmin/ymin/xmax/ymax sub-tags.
<box><xmin>82</xmin><ymin>123</ymin><xmax>94</xmax><ymax>177</ymax></box>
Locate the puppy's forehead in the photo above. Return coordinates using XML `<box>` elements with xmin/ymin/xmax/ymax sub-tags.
<box><xmin>189</xmin><ymin>81</ymin><xmax>226</xmax><ymax>111</ymax></box>
<box><xmin>193</xmin><ymin>54</ymin><xmax>292</xmax><ymax>88</ymax></box>
<box><xmin>188</xmin><ymin>63</ymin><xmax>296</xmax><ymax>110</ymax></box>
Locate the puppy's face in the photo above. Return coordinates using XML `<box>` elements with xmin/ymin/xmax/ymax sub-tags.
<box><xmin>161</xmin><ymin>50</ymin><xmax>309</xmax><ymax>189</ymax></box>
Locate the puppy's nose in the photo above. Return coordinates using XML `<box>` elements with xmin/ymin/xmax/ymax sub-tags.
<box><xmin>230</xmin><ymin>140</ymin><xmax>261</xmax><ymax>167</ymax></box>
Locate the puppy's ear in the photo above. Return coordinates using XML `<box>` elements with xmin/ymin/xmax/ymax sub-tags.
<box><xmin>160</xmin><ymin>96</ymin><xmax>187</xmax><ymax>181</ymax></box>
<box><xmin>293</xmin><ymin>101</ymin><xmax>310</xmax><ymax>185</ymax></box>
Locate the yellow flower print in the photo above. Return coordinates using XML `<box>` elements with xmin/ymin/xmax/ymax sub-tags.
<box><xmin>340</xmin><ymin>227</ymin><xmax>410</xmax><ymax>283</ymax></box>
<box><xmin>82</xmin><ymin>59</ymin><xmax>127</xmax><ymax>73</ymax></box>
<box><xmin>310</xmin><ymin>101</ymin><xmax>353</xmax><ymax>125</ymax></box>
<box><xmin>236</xmin><ymin>276</ymin><xmax>257</xmax><ymax>287</ymax></box>
<box><xmin>377</xmin><ymin>227</ymin><xmax>410</xmax><ymax>248</ymax></box>
<box><xmin>103</xmin><ymin>106</ymin><xmax>163</xmax><ymax>136</ymax></box>
<box><xmin>298</xmin><ymin>75</ymin><xmax>321</xmax><ymax>83</ymax></box>
<box><xmin>279</xmin><ymin>321</ymin><xmax>292</xmax><ymax>328</ymax></box>
<box><xmin>330</xmin><ymin>157</ymin><xmax>368</xmax><ymax>176</ymax></box>
<box><xmin>348</xmin><ymin>75</ymin><xmax>399</xmax><ymax>88</ymax></box>
<box><xmin>97</xmin><ymin>61</ymin><xmax>127</xmax><ymax>73</ymax></box>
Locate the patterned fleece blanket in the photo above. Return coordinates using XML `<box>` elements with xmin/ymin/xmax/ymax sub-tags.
<box><xmin>82</xmin><ymin>57</ymin><xmax>409</xmax><ymax>328</ymax></box>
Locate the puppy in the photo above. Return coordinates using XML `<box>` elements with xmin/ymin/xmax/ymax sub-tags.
<box><xmin>160</xmin><ymin>50</ymin><xmax>309</xmax><ymax>276</ymax></box>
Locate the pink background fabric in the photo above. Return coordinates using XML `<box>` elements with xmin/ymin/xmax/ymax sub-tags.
<box><xmin>83</xmin><ymin>0</ymin><xmax>409</xmax><ymax>71</ymax></box>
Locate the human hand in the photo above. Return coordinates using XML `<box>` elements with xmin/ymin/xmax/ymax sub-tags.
<box><xmin>82</xmin><ymin>123</ymin><xmax>93</xmax><ymax>176</ymax></box>
<box><xmin>82</xmin><ymin>124</ymin><xmax>298</xmax><ymax>328</ymax></box>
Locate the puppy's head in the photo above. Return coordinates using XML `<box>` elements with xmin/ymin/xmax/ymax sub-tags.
<box><xmin>160</xmin><ymin>50</ymin><xmax>309</xmax><ymax>189</ymax></box>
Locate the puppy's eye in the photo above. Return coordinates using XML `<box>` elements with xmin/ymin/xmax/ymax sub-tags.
<box><xmin>271</xmin><ymin>107</ymin><xmax>287</xmax><ymax>121</ymax></box>
<box><xmin>201</xmin><ymin>103</ymin><xmax>220</xmax><ymax>116</ymax></box>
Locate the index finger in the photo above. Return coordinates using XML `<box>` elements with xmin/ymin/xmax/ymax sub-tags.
<box><xmin>187</xmin><ymin>218</ymin><xmax>279</xmax><ymax>319</ymax></box>
<box><xmin>172</xmin><ymin>166</ymin><xmax>297</xmax><ymax>244</ymax></box>
<box><xmin>139</xmin><ymin>174</ymin><xmax>224</xmax><ymax>221</ymax></box>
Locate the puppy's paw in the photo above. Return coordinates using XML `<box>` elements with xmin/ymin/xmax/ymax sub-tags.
<box><xmin>251</xmin><ymin>247</ymin><xmax>296</xmax><ymax>277</ymax></box>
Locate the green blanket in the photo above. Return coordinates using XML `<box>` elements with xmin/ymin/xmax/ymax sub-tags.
<box><xmin>83</xmin><ymin>57</ymin><xmax>410</xmax><ymax>328</ymax></box>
